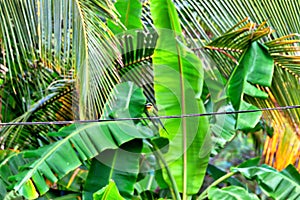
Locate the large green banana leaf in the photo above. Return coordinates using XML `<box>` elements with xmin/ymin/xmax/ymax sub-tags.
<box><xmin>150</xmin><ymin>0</ymin><xmax>210</xmax><ymax>196</ymax></box>
<box><xmin>83</xmin><ymin>140</ymin><xmax>143</xmax><ymax>199</ymax></box>
<box><xmin>232</xmin><ymin>164</ymin><xmax>300</xmax><ymax>199</ymax></box>
<box><xmin>7</xmin><ymin>122</ymin><xmax>150</xmax><ymax>199</ymax></box>
<box><xmin>169</xmin><ymin>0</ymin><xmax>300</xmax><ymax>170</ymax></box>
<box><xmin>81</xmin><ymin>82</ymin><xmax>150</xmax><ymax>199</ymax></box>
<box><xmin>2</xmin><ymin>82</ymin><xmax>153</xmax><ymax>199</ymax></box>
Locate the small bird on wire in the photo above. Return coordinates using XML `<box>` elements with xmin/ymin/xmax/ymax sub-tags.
<box><xmin>145</xmin><ymin>102</ymin><xmax>169</xmax><ymax>135</ymax></box>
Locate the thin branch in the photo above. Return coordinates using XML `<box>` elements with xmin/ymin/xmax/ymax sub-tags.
<box><xmin>197</xmin><ymin>171</ymin><xmax>236</xmax><ymax>200</ymax></box>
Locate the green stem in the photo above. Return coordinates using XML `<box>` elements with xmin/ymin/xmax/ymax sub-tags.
<box><xmin>146</xmin><ymin>172</ymin><xmax>154</xmax><ymax>190</ymax></box>
<box><xmin>197</xmin><ymin>171</ymin><xmax>236</xmax><ymax>200</ymax></box>
<box><xmin>152</xmin><ymin>143</ymin><xmax>181</xmax><ymax>200</ymax></box>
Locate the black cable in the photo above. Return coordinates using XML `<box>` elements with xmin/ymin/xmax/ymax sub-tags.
<box><xmin>0</xmin><ymin>105</ymin><xmax>299</xmax><ymax>126</ymax></box>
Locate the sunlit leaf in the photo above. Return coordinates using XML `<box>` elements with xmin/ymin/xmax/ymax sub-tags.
<box><xmin>93</xmin><ymin>180</ymin><xmax>124</xmax><ymax>200</ymax></box>
<box><xmin>108</xmin><ymin>0</ymin><xmax>143</xmax><ymax>33</ymax></box>
<box><xmin>208</xmin><ymin>186</ymin><xmax>259</xmax><ymax>200</ymax></box>
<box><xmin>150</xmin><ymin>0</ymin><xmax>210</xmax><ymax>195</ymax></box>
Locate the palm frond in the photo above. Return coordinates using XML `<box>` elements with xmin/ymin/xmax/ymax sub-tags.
<box><xmin>263</xmin><ymin>116</ymin><xmax>300</xmax><ymax>171</ymax></box>
<box><xmin>0</xmin><ymin>0</ymin><xmax>122</xmax><ymax>121</ymax></box>
<box><xmin>116</xmin><ymin>30</ymin><xmax>158</xmax><ymax>104</ymax></box>
<box><xmin>0</xmin><ymin>79</ymin><xmax>74</xmax><ymax>149</ymax></box>
<box><xmin>69</xmin><ymin>0</ymin><xmax>121</xmax><ymax>119</ymax></box>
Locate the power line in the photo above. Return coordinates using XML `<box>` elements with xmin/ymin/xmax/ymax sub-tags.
<box><xmin>0</xmin><ymin>105</ymin><xmax>299</xmax><ymax>126</ymax></box>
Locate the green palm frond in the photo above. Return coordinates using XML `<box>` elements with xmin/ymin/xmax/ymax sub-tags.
<box><xmin>0</xmin><ymin>0</ymin><xmax>122</xmax><ymax>121</ymax></box>
<box><xmin>175</xmin><ymin>0</ymin><xmax>300</xmax><ymax>113</ymax></box>
<box><xmin>0</xmin><ymin>0</ymin><xmax>129</xmax><ymax>149</ymax></box>
<box><xmin>108</xmin><ymin>0</ymin><xmax>157</xmax><ymax>104</ymax></box>
<box><xmin>116</xmin><ymin>31</ymin><xmax>158</xmax><ymax>104</ymax></box>
<box><xmin>74</xmin><ymin>1</ymin><xmax>122</xmax><ymax>120</ymax></box>
<box><xmin>0</xmin><ymin>79</ymin><xmax>74</xmax><ymax>149</ymax></box>
<box><xmin>141</xmin><ymin>1</ymin><xmax>156</xmax><ymax>30</ymax></box>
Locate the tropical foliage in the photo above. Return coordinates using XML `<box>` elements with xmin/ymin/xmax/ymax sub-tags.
<box><xmin>0</xmin><ymin>0</ymin><xmax>299</xmax><ymax>199</ymax></box>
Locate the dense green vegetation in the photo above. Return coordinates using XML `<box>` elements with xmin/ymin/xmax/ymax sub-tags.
<box><xmin>0</xmin><ymin>0</ymin><xmax>299</xmax><ymax>199</ymax></box>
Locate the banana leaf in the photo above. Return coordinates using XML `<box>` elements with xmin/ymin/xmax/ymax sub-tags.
<box><xmin>232</xmin><ymin>164</ymin><xmax>300</xmax><ymax>199</ymax></box>
<box><xmin>93</xmin><ymin>180</ymin><xmax>124</xmax><ymax>200</ymax></box>
<box><xmin>0</xmin><ymin>151</ymin><xmax>31</xmax><ymax>199</ymax></box>
<box><xmin>102</xmin><ymin>82</ymin><xmax>147</xmax><ymax>120</ymax></box>
<box><xmin>81</xmin><ymin>82</ymin><xmax>151</xmax><ymax>199</ymax></box>
<box><xmin>227</xmin><ymin>41</ymin><xmax>274</xmax><ymax>130</ymax></box>
<box><xmin>3</xmin><ymin>82</ymin><xmax>153</xmax><ymax>199</ymax></box>
<box><xmin>108</xmin><ymin>0</ymin><xmax>143</xmax><ymax>33</ymax></box>
<box><xmin>56</xmin><ymin>168</ymin><xmax>88</xmax><ymax>192</ymax></box>
<box><xmin>83</xmin><ymin>140</ymin><xmax>143</xmax><ymax>199</ymax></box>
<box><xmin>208</xmin><ymin>186</ymin><xmax>259</xmax><ymax>200</ymax></box>
<box><xmin>150</xmin><ymin>0</ymin><xmax>210</xmax><ymax>195</ymax></box>
<box><xmin>6</xmin><ymin>122</ymin><xmax>151</xmax><ymax>199</ymax></box>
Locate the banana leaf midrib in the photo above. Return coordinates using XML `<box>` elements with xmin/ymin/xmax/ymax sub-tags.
<box><xmin>14</xmin><ymin>122</ymin><xmax>108</xmax><ymax>191</ymax></box>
